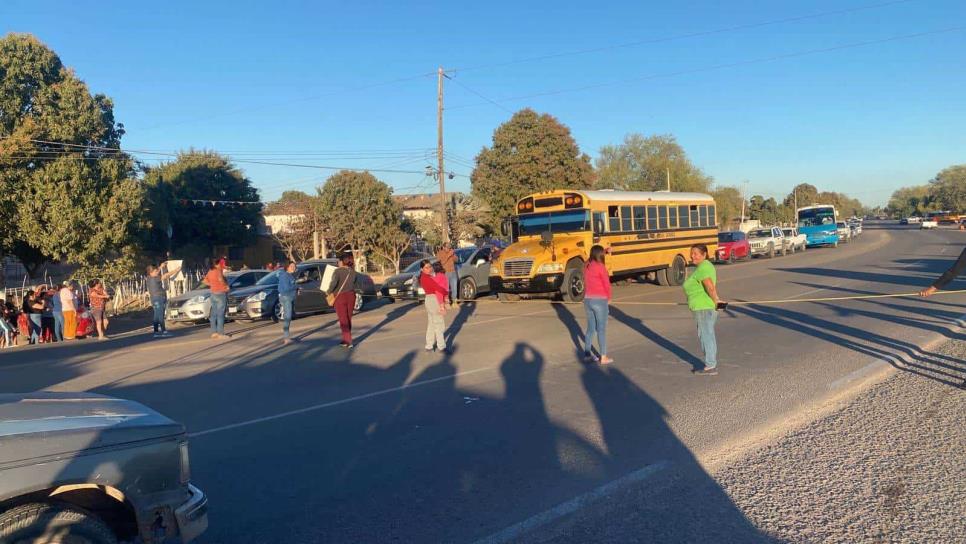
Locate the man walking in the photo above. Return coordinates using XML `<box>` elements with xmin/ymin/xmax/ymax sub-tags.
<box><xmin>436</xmin><ymin>242</ymin><xmax>458</xmax><ymax>307</ymax></box>
<box><xmin>277</xmin><ymin>261</ymin><xmax>297</xmax><ymax>345</ymax></box>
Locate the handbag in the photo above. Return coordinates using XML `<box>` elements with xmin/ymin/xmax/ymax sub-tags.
<box><xmin>326</xmin><ymin>272</ymin><xmax>350</xmax><ymax>307</ymax></box>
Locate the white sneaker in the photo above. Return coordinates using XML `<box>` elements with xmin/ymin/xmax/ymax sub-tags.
<box><xmin>152</xmin><ymin>332</ymin><xmax>161</xmax><ymax>338</ymax></box>
<box><xmin>160</xmin><ymin>331</ymin><xmax>173</xmax><ymax>337</ymax></box>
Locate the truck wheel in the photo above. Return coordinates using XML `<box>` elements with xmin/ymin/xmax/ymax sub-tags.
<box><xmin>459</xmin><ymin>278</ymin><xmax>477</xmax><ymax>301</ymax></box>
<box><xmin>728</xmin><ymin>251</ymin><xmax>735</xmax><ymax>264</ymax></box>
<box><xmin>781</xmin><ymin>244</ymin><xmax>788</xmax><ymax>256</ymax></box>
<box><xmin>561</xmin><ymin>266</ymin><xmax>586</xmax><ymax>303</ymax></box>
<box><xmin>789</xmin><ymin>243</ymin><xmax>796</xmax><ymax>254</ymax></box>
<box><xmin>0</xmin><ymin>502</ymin><xmax>118</xmax><ymax>544</ymax></box>
<box><xmin>353</xmin><ymin>292</ymin><xmax>365</xmax><ymax>314</ymax></box>
<box><xmin>767</xmin><ymin>243</ymin><xmax>775</xmax><ymax>259</ymax></box>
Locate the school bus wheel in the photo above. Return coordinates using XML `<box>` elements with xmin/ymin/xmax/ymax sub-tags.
<box><xmin>561</xmin><ymin>261</ymin><xmax>586</xmax><ymax>303</ymax></box>
<box><xmin>657</xmin><ymin>254</ymin><xmax>688</xmax><ymax>287</ymax></box>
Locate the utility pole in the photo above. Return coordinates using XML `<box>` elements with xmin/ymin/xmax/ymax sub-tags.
<box><xmin>740</xmin><ymin>180</ymin><xmax>749</xmax><ymax>225</ymax></box>
<box><xmin>665</xmin><ymin>167</ymin><xmax>671</xmax><ymax>192</ymax></box>
<box><xmin>437</xmin><ymin>67</ymin><xmax>450</xmax><ymax>245</ymax></box>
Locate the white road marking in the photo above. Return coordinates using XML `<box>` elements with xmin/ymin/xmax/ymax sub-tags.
<box><xmin>471</xmin><ymin>461</ymin><xmax>670</xmax><ymax>544</ymax></box>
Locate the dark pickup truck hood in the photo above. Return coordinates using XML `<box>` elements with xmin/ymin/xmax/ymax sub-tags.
<box><xmin>0</xmin><ymin>392</ymin><xmax>184</xmax><ymax>466</ymax></box>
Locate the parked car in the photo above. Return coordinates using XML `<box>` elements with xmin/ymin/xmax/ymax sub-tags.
<box><xmin>0</xmin><ymin>392</ymin><xmax>207</xmax><ymax>544</ymax></box>
<box><xmin>748</xmin><ymin>227</ymin><xmax>788</xmax><ymax>258</ymax></box>
<box><xmin>380</xmin><ymin>246</ymin><xmax>495</xmax><ymax>302</ymax></box>
<box><xmin>848</xmin><ymin>219</ymin><xmax>863</xmax><ymax>235</ymax></box>
<box><xmin>899</xmin><ymin>217</ymin><xmax>908</xmax><ymax>225</ymax></box>
<box><xmin>905</xmin><ymin>216</ymin><xmax>923</xmax><ymax>224</ymax></box>
<box><xmin>166</xmin><ymin>269</ymin><xmax>269</xmax><ymax>324</ymax></box>
<box><xmin>836</xmin><ymin>221</ymin><xmax>853</xmax><ymax>243</ymax></box>
<box><xmin>229</xmin><ymin>259</ymin><xmax>377</xmax><ymax>321</ymax></box>
<box><xmin>781</xmin><ymin>228</ymin><xmax>808</xmax><ymax>252</ymax></box>
<box><xmin>920</xmin><ymin>219</ymin><xmax>939</xmax><ymax>229</ymax></box>
<box><xmin>714</xmin><ymin>231</ymin><xmax>751</xmax><ymax>263</ymax></box>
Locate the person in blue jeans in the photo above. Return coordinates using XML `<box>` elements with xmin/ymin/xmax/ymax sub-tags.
<box><xmin>683</xmin><ymin>244</ymin><xmax>726</xmax><ymax>375</ymax></box>
<box><xmin>146</xmin><ymin>263</ymin><xmax>180</xmax><ymax>338</ymax></box>
<box><xmin>204</xmin><ymin>261</ymin><xmax>230</xmax><ymax>339</ymax></box>
<box><xmin>51</xmin><ymin>285</ymin><xmax>64</xmax><ymax>342</ymax></box>
<box><xmin>582</xmin><ymin>245</ymin><xmax>613</xmax><ymax>364</ymax></box>
<box><xmin>277</xmin><ymin>261</ymin><xmax>298</xmax><ymax>344</ymax></box>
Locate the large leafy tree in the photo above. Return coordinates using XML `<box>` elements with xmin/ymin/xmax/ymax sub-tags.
<box><xmin>928</xmin><ymin>165</ymin><xmax>966</xmax><ymax>212</ymax></box>
<box><xmin>142</xmin><ymin>150</ymin><xmax>262</xmax><ymax>262</ymax></box>
<box><xmin>596</xmin><ymin>133</ymin><xmax>713</xmax><ymax>193</ymax></box>
<box><xmin>471</xmin><ymin>109</ymin><xmax>595</xmax><ymax>224</ymax></box>
<box><xmin>783</xmin><ymin>183</ymin><xmax>819</xmax><ymax>209</ymax></box>
<box><xmin>316</xmin><ymin>170</ymin><xmax>408</xmax><ymax>271</ymax></box>
<box><xmin>886</xmin><ymin>185</ymin><xmax>931</xmax><ymax>217</ymax></box>
<box><xmin>0</xmin><ymin>33</ymin><xmax>144</xmax><ymax>284</ymax></box>
<box><xmin>712</xmin><ymin>186</ymin><xmax>745</xmax><ymax>227</ymax></box>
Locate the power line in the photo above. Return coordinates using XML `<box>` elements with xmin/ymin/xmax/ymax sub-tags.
<box><xmin>448</xmin><ymin>77</ymin><xmax>513</xmax><ymax>113</ymax></box>
<box><xmin>448</xmin><ymin>26</ymin><xmax>964</xmax><ymax>109</ymax></box>
<box><xmin>449</xmin><ymin>0</ymin><xmax>919</xmax><ymax>73</ymax></box>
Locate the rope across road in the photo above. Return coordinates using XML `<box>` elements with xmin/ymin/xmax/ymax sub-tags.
<box><xmin>366</xmin><ymin>289</ymin><xmax>966</xmax><ymax>307</ymax></box>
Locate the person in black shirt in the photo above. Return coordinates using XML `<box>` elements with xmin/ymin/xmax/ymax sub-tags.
<box><xmin>920</xmin><ymin>247</ymin><xmax>966</xmax><ymax>297</ymax></box>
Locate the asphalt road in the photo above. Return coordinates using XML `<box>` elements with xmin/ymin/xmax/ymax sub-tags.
<box><xmin>1</xmin><ymin>222</ymin><xmax>964</xmax><ymax>543</ymax></box>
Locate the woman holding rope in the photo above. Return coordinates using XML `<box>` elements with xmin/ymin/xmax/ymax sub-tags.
<box><xmin>684</xmin><ymin>244</ymin><xmax>726</xmax><ymax>375</ymax></box>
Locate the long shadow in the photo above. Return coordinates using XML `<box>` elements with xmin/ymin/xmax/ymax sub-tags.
<box><xmin>353</xmin><ymin>300</ymin><xmax>421</xmax><ymax>345</ymax></box>
<box><xmin>775</xmin><ymin>266</ymin><xmax>940</xmax><ymax>288</ymax></box>
<box><xmin>83</xmin><ymin>338</ymin><xmax>773</xmax><ymax>543</ymax></box>
<box><xmin>733</xmin><ymin>304</ymin><xmax>966</xmax><ymax>388</ymax></box>
<box><xmin>551</xmin><ymin>301</ymin><xmax>585</xmax><ymax>355</ymax></box>
<box><xmin>444</xmin><ymin>301</ymin><xmax>475</xmax><ymax>346</ymax></box>
<box><xmin>609</xmin><ymin>306</ymin><xmax>704</xmax><ymax>371</ymax></box>
<box><xmin>788</xmin><ymin>281</ymin><xmax>966</xmax><ymax>314</ymax></box>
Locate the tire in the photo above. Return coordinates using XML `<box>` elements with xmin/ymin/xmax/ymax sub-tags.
<box><xmin>781</xmin><ymin>244</ymin><xmax>788</xmax><ymax>256</ymax></box>
<box><xmin>659</xmin><ymin>255</ymin><xmax>688</xmax><ymax>286</ymax></box>
<box><xmin>767</xmin><ymin>243</ymin><xmax>775</xmax><ymax>259</ymax></box>
<box><xmin>459</xmin><ymin>278</ymin><xmax>477</xmax><ymax>301</ymax></box>
<box><xmin>832</xmin><ymin>240</ymin><xmax>839</xmax><ymax>248</ymax></box>
<box><xmin>789</xmin><ymin>243</ymin><xmax>796</xmax><ymax>254</ymax></box>
<box><xmin>728</xmin><ymin>251</ymin><xmax>735</xmax><ymax>264</ymax></box>
<box><xmin>271</xmin><ymin>301</ymin><xmax>281</xmax><ymax>323</ymax></box>
<box><xmin>0</xmin><ymin>502</ymin><xmax>118</xmax><ymax>544</ymax></box>
<box><xmin>353</xmin><ymin>292</ymin><xmax>364</xmax><ymax>314</ymax></box>
<box><xmin>561</xmin><ymin>266</ymin><xmax>586</xmax><ymax>303</ymax></box>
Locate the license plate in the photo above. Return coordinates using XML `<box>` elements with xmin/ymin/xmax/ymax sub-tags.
<box><xmin>228</xmin><ymin>306</ymin><xmax>238</xmax><ymax>314</ymax></box>
<box><xmin>388</xmin><ymin>288</ymin><xmax>398</xmax><ymax>295</ymax></box>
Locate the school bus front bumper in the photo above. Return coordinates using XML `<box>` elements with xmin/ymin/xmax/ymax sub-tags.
<box><xmin>489</xmin><ymin>273</ymin><xmax>563</xmax><ymax>294</ymax></box>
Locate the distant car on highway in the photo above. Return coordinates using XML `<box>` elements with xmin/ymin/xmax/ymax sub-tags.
<box><xmin>836</xmin><ymin>221</ymin><xmax>853</xmax><ymax>243</ymax></box>
<box><xmin>920</xmin><ymin>219</ymin><xmax>938</xmax><ymax>229</ymax></box>
<box><xmin>166</xmin><ymin>269</ymin><xmax>269</xmax><ymax>324</ymax></box>
<box><xmin>381</xmin><ymin>246</ymin><xmax>495</xmax><ymax>302</ymax></box>
<box><xmin>781</xmin><ymin>228</ymin><xmax>807</xmax><ymax>252</ymax></box>
<box><xmin>749</xmin><ymin>227</ymin><xmax>788</xmax><ymax>258</ymax></box>
<box><xmin>904</xmin><ymin>216</ymin><xmax>922</xmax><ymax>225</ymax></box>
<box><xmin>229</xmin><ymin>259</ymin><xmax>377</xmax><ymax>320</ymax></box>
<box><xmin>0</xmin><ymin>392</ymin><xmax>208</xmax><ymax>544</ymax></box>
<box><xmin>715</xmin><ymin>231</ymin><xmax>750</xmax><ymax>263</ymax></box>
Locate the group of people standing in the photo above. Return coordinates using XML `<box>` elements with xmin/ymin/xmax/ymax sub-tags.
<box><xmin>0</xmin><ymin>280</ymin><xmax>111</xmax><ymax>348</ymax></box>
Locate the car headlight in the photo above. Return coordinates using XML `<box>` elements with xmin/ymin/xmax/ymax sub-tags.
<box><xmin>187</xmin><ymin>295</ymin><xmax>208</xmax><ymax>305</ymax></box>
<box><xmin>537</xmin><ymin>262</ymin><xmax>564</xmax><ymax>274</ymax></box>
<box><xmin>404</xmin><ymin>277</ymin><xmax>413</xmax><ymax>286</ymax></box>
<box><xmin>250</xmin><ymin>291</ymin><xmax>268</xmax><ymax>302</ymax></box>
<box><xmin>489</xmin><ymin>265</ymin><xmax>500</xmax><ymax>276</ymax></box>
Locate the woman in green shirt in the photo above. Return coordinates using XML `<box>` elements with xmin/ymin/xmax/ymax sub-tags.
<box><xmin>682</xmin><ymin>244</ymin><xmax>726</xmax><ymax>375</ymax></box>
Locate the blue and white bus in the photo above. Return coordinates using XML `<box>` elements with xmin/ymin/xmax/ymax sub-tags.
<box><xmin>797</xmin><ymin>205</ymin><xmax>840</xmax><ymax>247</ymax></box>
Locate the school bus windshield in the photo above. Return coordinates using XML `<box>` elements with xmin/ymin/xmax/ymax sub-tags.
<box><xmin>518</xmin><ymin>209</ymin><xmax>590</xmax><ymax>236</ymax></box>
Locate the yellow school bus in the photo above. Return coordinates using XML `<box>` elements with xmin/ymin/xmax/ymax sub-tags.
<box><xmin>489</xmin><ymin>190</ymin><xmax>718</xmax><ymax>301</ymax></box>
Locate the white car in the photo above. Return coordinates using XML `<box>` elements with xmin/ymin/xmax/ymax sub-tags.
<box><xmin>836</xmin><ymin>221</ymin><xmax>852</xmax><ymax>243</ymax></box>
<box><xmin>906</xmin><ymin>216</ymin><xmax>923</xmax><ymax>224</ymax></box>
<box><xmin>920</xmin><ymin>219</ymin><xmax>938</xmax><ymax>229</ymax></box>
<box><xmin>781</xmin><ymin>228</ymin><xmax>807</xmax><ymax>252</ymax></box>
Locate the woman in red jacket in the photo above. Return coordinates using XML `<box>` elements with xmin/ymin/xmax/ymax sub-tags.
<box><xmin>419</xmin><ymin>259</ymin><xmax>449</xmax><ymax>353</ymax></box>
<box><xmin>583</xmin><ymin>245</ymin><xmax>613</xmax><ymax>364</ymax></box>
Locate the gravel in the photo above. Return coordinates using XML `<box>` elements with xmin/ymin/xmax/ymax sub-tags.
<box><xmin>529</xmin><ymin>339</ymin><xmax>966</xmax><ymax>544</ymax></box>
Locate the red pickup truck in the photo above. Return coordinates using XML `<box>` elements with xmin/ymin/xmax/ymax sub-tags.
<box><xmin>715</xmin><ymin>231</ymin><xmax>751</xmax><ymax>263</ymax></box>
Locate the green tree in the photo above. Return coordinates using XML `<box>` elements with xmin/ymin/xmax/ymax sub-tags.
<box><xmin>783</xmin><ymin>183</ymin><xmax>819</xmax><ymax>209</ymax></box>
<box><xmin>928</xmin><ymin>165</ymin><xmax>966</xmax><ymax>212</ymax></box>
<box><xmin>264</xmin><ymin>190</ymin><xmax>323</xmax><ymax>260</ymax></box>
<box><xmin>596</xmin><ymin>133</ymin><xmax>713</xmax><ymax>193</ymax></box>
<box><xmin>471</xmin><ymin>109</ymin><xmax>595</xmax><ymax>224</ymax></box>
<box><xmin>0</xmin><ymin>33</ymin><xmax>144</xmax><ymax>284</ymax></box>
<box><xmin>711</xmin><ymin>186</ymin><xmax>745</xmax><ymax>227</ymax></box>
<box><xmin>142</xmin><ymin>150</ymin><xmax>262</xmax><ymax>262</ymax></box>
<box><xmin>317</xmin><ymin>170</ymin><xmax>406</xmax><ymax>271</ymax></box>
<box><xmin>749</xmin><ymin>195</ymin><xmax>784</xmax><ymax>225</ymax></box>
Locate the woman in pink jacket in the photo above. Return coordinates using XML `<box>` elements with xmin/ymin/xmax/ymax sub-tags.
<box><xmin>583</xmin><ymin>245</ymin><xmax>613</xmax><ymax>364</ymax></box>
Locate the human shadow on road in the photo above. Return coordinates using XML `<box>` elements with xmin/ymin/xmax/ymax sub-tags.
<box><xmin>444</xmin><ymin>301</ymin><xmax>475</xmax><ymax>347</ymax></box>
<box><xmin>551</xmin><ymin>302</ymin><xmax>585</xmax><ymax>356</ymax></box>
<box><xmin>734</xmin><ymin>304</ymin><xmax>966</xmax><ymax>388</ymax></box>
<box><xmin>609</xmin><ymin>306</ymin><xmax>704</xmax><ymax>371</ymax></box>
<box><xmin>353</xmin><ymin>300</ymin><xmax>421</xmax><ymax>346</ymax></box>
<box><xmin>775</xmin><ymin>266</ymin><xmax>941</xmax><ymax>289</ymax></box>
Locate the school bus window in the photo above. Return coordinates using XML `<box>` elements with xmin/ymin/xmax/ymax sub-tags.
<box><xmin>709</xmin><ymin>205</ymin><xmax>717</xmax><ymax>226</ymax></box>
<box><xmin>669</xmin><ymin>207</ymin><xmax>678</xmax><ymax>228</ymax></box>
<box><xmin>699</xmin><ymin>205</ymin><xmax>709</xmax><ymax>227</ymax></box>
<box><xmin>658</xmin><ymin>206</ymin><xmax>668</xmax><ymax>229</ymax></box>
<box><xmin>678</xmin><ymin>205</ymin><xmax>690</xmax><ymax>228</ymax></box>
<box><xmin>690</xmin><ymin>205</ymin><xmax>699</xmax><ymax>227</ymax></box>
<box><xmin>608</xmin><ymin>206</ymin><xmax>620</xmax><ymax>232</ymax></box>
<box><xmin>620</xmin><ymin>206</ymin><xmax>632</xmax><ymax>231</ymax></box>
<box><xmin>646</xmin><ymin>206</ymin><xmax>658</xmax><ymax>230</ymax></box>
<box><xmin>633</xmin><ymin>206</ymin><xmax>646</xmax><ymax>230</ymax></box>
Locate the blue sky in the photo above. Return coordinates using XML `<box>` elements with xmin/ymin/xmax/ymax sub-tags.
<box><xmin>3</xmin><ymin>0</ymin><xmax>964</xmax><ymax>206</ymax></box>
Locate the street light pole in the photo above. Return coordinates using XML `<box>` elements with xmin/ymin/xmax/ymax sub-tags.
<box><xmin>437</xmin><ymin>67</ymin><xmax>450</xmax><ymax>245</ymax></box>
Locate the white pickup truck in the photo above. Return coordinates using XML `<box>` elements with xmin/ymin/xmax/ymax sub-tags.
<box><xmin>781</xmin><ymin>227</ymin><xmax>807</xmax><ymax>253</ymax></box>
<box><xmin>748</xmin><ymin>226</ymin><xmax>789</xmax><ymax>258</ymax></box>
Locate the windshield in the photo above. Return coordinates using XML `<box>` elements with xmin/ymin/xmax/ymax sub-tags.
<box><xmin>518</xmin><ymin>209</ymin><xmax>590</xmax><ymax>236</ymax></box>
<box><xmin>403</xmin><ymin>260</ymin><xmax>426</xmax><ymax>274</ymax></box>
<box><xmin>782</xmin><ymin>229</ymin><xmax>794</xmax><ymax>236</ymax></box>
<box><xmin>718</xmin><ymin>232</ymin><xmax>740</xmax><ymax>243</ymax></box>
<box><xmin>194</xmin><ymin>272</ymin><xmax>242</xmax><ymax>290</ymax></box>
<box><xmin>455</xmin><ymin>248</ymin><xmax>475</xmax><ymax>265</ymax></box>
<box><xmin>256</xmin><ymin>270</ymin><xmax>281</xmax><ymax>286</ymax></box>
<box><xmin>749</xmin><ymin>229</ymin><xmax>770</xmax><ymax>238</ymax></box>
<box><xmin>798</xmin><ymin>207</ymin><xmax>835</xmax><ymax>227</ymax></box>
<box><xmin>837</xmin><ymin>222</ymin><xmax>847</xmax><ymax>228</ymax></box>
